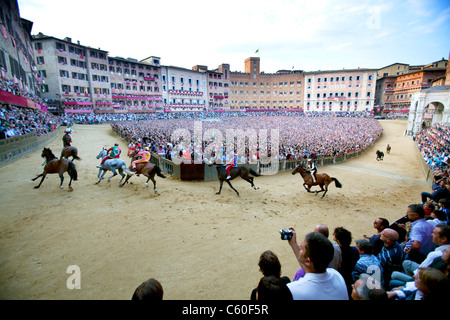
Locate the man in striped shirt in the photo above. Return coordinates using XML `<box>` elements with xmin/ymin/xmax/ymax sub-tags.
<box><xmin>377</xmin><ymin>228</ymin><xmax>403</xmax><ymax>287</ymax></box>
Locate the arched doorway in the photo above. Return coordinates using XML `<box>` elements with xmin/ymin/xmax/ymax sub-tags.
<box><xmin>422</xmin><ymin>101</ymin><xmax>444</xmax><ymax>128</ymax></box>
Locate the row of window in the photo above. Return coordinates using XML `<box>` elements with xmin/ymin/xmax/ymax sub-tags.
<box><xmin>308</xmin><ymin>75</ymin><xmax>373</xmax><ymax>82</ymax></box>
<box><xmin>306</xmin><ymin>92</ymin><xmax>371</xmax><ymax>98</ymax></box>
<box><xmin>108</xmin><ymin>60</ymin><xmax>158</xmax><ymax>71</ymax></box>
<box><xmin>53</xmin><ymin>42</ymin><xmax>107</xmax><ymax>60</ymax></box>
<box><xmin>231</xmin><ymin>81</ymin><xmax>303</xmax><ymax>86</ymax></box>
<box><xmin>161</xmin><ymin>75</ymin><xmax>202</xmax><ymax>86</ymax></box>
<box><xmin>307</xmin><ymin>83</ymin><xmax>372</xmax><ymax>89</ymax></box>
<box><xmin>229</xmin><ymin>100</ymin><xmax>369</xmax><ymax>105</ymax></box>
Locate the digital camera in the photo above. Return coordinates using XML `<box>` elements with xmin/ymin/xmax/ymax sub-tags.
<box><xmin>279</xmin><ymin>229</ymin><xmax>293</xmax><ymax>240</ymax></box>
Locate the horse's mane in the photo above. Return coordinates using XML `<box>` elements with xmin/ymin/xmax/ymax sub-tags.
<box><xmin>44</xmin><ymin>148</ymin><xmax>58</xmax><ymax>162</ymax></box>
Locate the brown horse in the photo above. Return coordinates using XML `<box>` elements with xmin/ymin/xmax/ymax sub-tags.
<box><xmin>210</xmin><ymin>163</ymin><xmax>260</xmax><ymax>196</ymax></box>
<box><xmin>60</xmin><ymin>146</ymin><xmax>81</xmax><ymax>161</ymax></box>
<box><xmin>292</xmin><ymin>164</ymin><xmax>342</xmax><ymax>198</ymax></box>
<box><xmin>62</xmin><ymin>133</ymin><xmax>71</xmax><ymax>147</ymax></box>
<box><xmin>120</xmin><ymin>152</ymin><xmax>166</xmax><ymax>193</ymax></box>
<box><xmin>32</xmin><ymin>147</ymin><xmax>78</xmax><ymax>189</ymax></box>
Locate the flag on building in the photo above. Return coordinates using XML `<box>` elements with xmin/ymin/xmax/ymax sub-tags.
<box><xmin>255</xmin><ymin>49</ymin><xmax>259</xmax><ymax>53</ymax></box>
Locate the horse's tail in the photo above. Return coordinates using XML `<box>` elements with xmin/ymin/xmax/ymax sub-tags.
<box><xmin>72</xmin><ymin>149</ymin><xmax>81</xmax><ymax>161</ymax></box>
<box><xmin>249</xmin><ymin>169</ymin><xmax>261</xmax><ymax>177</ymax></box>
<box><xmin>332</xmin><ymin>177</ymin><xmax>342</xmax><ymax>188</ymax></box>
<box><xmin>68</xmin><ymin>161</ymin><xmax>78</xmax><ymax>181</ymax></box>
<box><xmin>122</xmin><ymin>165</ymin><xmax>135</xmax><ymax>175</ymax></box>
<box><xmin>155</xmin><ymin>165</ymin><xmax>166</xmax><ymax>178</ymax></box>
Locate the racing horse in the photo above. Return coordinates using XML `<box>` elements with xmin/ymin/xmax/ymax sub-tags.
<box><xmin>32</xmin><ymin>147</ymin><xmax>78</xmax><ymax>189</ymax></box>
<box><xmin>120</xmin><ymin>150</ymin><xmax>166</xmax><ymax>193</ymax></box>
<box><xmin>292</xmin><ymin>164</ymin><xmax>342</xmax><ymax>198</ymax></box>
<box><xmin>62</xmin><ymin>132</ymin><xmax>71</xmax><ymax>147</ymax></box>
<box><xmin>60</xmin><ymin>146</ymin><xmax>81</xmax><ymax>161</ymax></box>
<box><xmin>95</xmin><ymin>148</ymin><xmax>135</xmax><ymax>185</ymax></box>
<box><xmin>209</xmin><ymin>161</ymin><xmax>260</xmax><ymax>196</ymax></box>
<box><xmin>376</xmin><ymin>150</ymin><xmax>384</xmax><ymax>161</ymax></box>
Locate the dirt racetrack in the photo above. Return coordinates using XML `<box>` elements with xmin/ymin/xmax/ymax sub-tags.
<box><xmin>0</xmin><ymin>119</ymin><xmax>430</xmax><ymax>300</ymax></box>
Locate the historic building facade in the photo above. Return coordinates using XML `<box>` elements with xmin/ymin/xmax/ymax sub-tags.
<box><xmin>0</xmin><ymin>0</ymin><xmax>38</xmax><ymax>97</ymax></box>
<box><xmin>160</xmin><ymin>65</ymin><xmax>207</xmax><ymax>112</ymax></box>
<box><xmin>304</xmin><ymin>68</ymin><xmax>377</xmax><ymax>112</ymax></box>
<box><xmin>407</xmin><ymin>54</ymin><xmax>450</xmax><ymax>134</ymax></box>
<box><xmin>375</xmin><ymin>67</ymin><xmax>447</xmax><ymax>115</ymax></box>
<box><xmin>31</xmin><ymin>33</ymin><xmax>163</xmax><ymax>114</ymax></box>
<box><xmin>229</xmin><ymin>57</ymin><xmax>304</xmax><ymax>110</ymax></box>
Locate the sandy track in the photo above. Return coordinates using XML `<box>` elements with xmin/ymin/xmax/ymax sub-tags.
<box><xmin>0</xmin><ymin>119</ymin><xmax>429</xmax><ymax>299</ymax></box>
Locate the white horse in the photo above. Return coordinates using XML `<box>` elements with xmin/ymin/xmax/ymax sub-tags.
<box><xmin>96</xmin><ymin>148</ymin><xmax>134</xmax><ymax>185</ymax></box>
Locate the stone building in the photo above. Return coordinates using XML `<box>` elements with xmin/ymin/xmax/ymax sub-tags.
<box><xmin>229</xmin><ymin>57</ymin><xmax>304</xmax><ymax>110</ymax></box>
<box><xmin>407</xmin><ymin>53</ymin><xmax>450</xmax><ymax>134</ymax></box>
<box><xmin>31</xmin><ymin>33</ymin><xmax>163</xmax><ymax>114</ymax></box>
<box><xmin>304</xmin><ymin>68</ymin><xmax>377</xmax><ymax>112</ymax></box>
<box><xmin>0</xmin><ymin>0</ymin><xmax>38</xmax><ymax>97</ymax></box>
<box><xmin>160</xmin><ymin>65</ymin><xmax>207</xmax><ymax>111</ymax></box>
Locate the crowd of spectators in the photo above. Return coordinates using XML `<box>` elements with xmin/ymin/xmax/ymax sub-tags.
<box><xmin>0</xmin><ymin>78</ymin><xmax>49</xmax><ymax>107</ymax></box>
<box><xmin>415</xmin><ymin>123</ymin><xmax>450</xmax><ymax>172</ymax></box>
<box><xmin>2</xmin><ymin>92</ymin><xmax>449</xmax><ymax>300</ymax></box>
<box><xmin>134</xmin><ymin>215</ymin><xmax>450</xmax><ymax>301</ymax></box>
<box><xmin>0</xmin><ymin>103</ymin><xmax>62</xmax><ymax>139</ymax></box>
<box><xmin>111</xmin><ymin>112</ymin><xmax>383</xmax><ymax>162</ymax></box>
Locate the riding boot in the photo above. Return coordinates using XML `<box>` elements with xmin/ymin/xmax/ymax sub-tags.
<box><xmin>226</xmin><ymin>175</ymin><xmax>231</xmax><ymax>180</ymax></box>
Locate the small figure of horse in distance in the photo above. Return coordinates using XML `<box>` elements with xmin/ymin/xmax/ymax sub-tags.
<box><xmin>32</xmin><ymin>147</ymin><xmax>78</xmax><ymax>190</ymax></box>
<box><xmin>60</xmin><ymin>146</ymin><xmax>81</xmax><ymax>161</ymax></box>
<box><xmin>292</xmin><ymin>164</ymin><xmax>342</xmax><ymax>198</ymax></box>
<box><xmin>208</xmin><ymin>160</ymin><xmax>260</xmax><ymax>196</ymax></box>
<box><xmin>376</xmin><ymin>150</ymin><xmax>384</xmax><ymax>161</ymax></box>
<box><xmin>120</xmin><ymin>150</ymin><xmax>166</xmax><ymax>193</ymax></box>
<box><xmin>95</xmin><ymin>148</ymin><xmax>135</xmax><ymax>185</ymax></box>
<box><xmin>386</xmin><ymin>144</ymin><xmax>391</xmax><ymax>154</ymax></box>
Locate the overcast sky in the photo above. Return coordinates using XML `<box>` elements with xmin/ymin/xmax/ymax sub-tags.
<box><xmin>18</xmin><ymin>0</ymin><xmax>450</xmax><ymax>73</ymax></box>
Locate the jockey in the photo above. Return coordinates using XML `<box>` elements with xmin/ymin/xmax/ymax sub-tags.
<box><xmin>307</xmin><ymin>158</ymin><xmax>317</xmax><ymax>182</ymax></box>
<box><xmin>62</xmin><ymin>129</ymin><xmax>72</xmax><ymax>146</ymax></box>
<box><xmin>97</xmin><ymin>143</ymin><xmax>121</xmax><ymax>168</ymax></box>
<box><xmin>225</xmin><ymin>151</ymin><xmax>237</xmax><ymax>180</ymax></box>
<box><xmin>128</xmin><ymin>141</ymin><xmax>136</xmax><ymax>157</ymax></box>
<box><xmin>132</xmin><ymin>146</ymin><xmax>151</xmax><ymax>171</ymax></box>
<box><xmin>65</xmin><ymin>127</ymin><xmax>73</xmax><ymax>136</ymax></box>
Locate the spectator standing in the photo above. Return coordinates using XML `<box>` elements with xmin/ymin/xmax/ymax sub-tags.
<box><xmin>286</xmin><ymin>232</ymin><xmax>348</xmax><ymax>300</ymax></box>
<box><xmin>291</xmin><ymin>224</ymin><xmax>342</xmax><ymax>281</ymax></box>
<box><xmin>334</xmin><ymin>227</ymin><xmax>359</xmax><ymax>298</ymax></box>
<box><xmin>250</xmin><ymin>250</ymin><xmax>290</xmax><ymax>300</ymax></box>
<box><xmin>255</xmin><ymin>276</ymin><xmax>293</xmax><ymax>301</ymax></box>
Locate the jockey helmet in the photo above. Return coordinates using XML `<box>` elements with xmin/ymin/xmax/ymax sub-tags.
<box><xmin>145</xmin><ymin>147</ymin><xmax>149</xmax><ymax>151</ymax></box>
<box><xmin>114</xmin><ymin>143</ymin><xmax>119</xmax><ymax>146</ymax></box>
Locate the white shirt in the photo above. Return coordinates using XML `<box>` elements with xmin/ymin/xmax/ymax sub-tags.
<box><xmin>287</xmin><ymin>268</ymin><xmax>348</xmax><ymax>300</ymax></box>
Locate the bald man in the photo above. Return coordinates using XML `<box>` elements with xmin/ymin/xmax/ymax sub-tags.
<box><xmin>377</xmin><ymin>228</ymin><xmax>403</xmax><ymax>285</ymax></box>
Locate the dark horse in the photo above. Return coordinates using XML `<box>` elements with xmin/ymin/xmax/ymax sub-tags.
<box><xmin>120</xmin><ymin>151</ymin><xmax>166</xmax><ymax>193</ymax></box>
<box><xmin>32</xmin><ymin>147</ymin><xmax>78</xmax><ymax>189</ymax></box>
<box><xmin>292</xmin><ymin>165</ymin><xmax>342</xmax><ymax>198</ymax></box>
<box><xmin>60</xmin><ymin>146</ymin><xmax>81</xmax><ymax>161</ymax></box>
<box><xmin>376</xmin><ymin>150</ymin><xmax>384</xmax><ymax>161</ymax></box>
<box><xmin>210</xmin><ymin>162</ymin><xmax>260</xmax><ymax>196</ymax></box>
<box><xmin>62</xmin><ymin>133</ymin><xmax>71</xmax><ymax>147</ymax></box>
